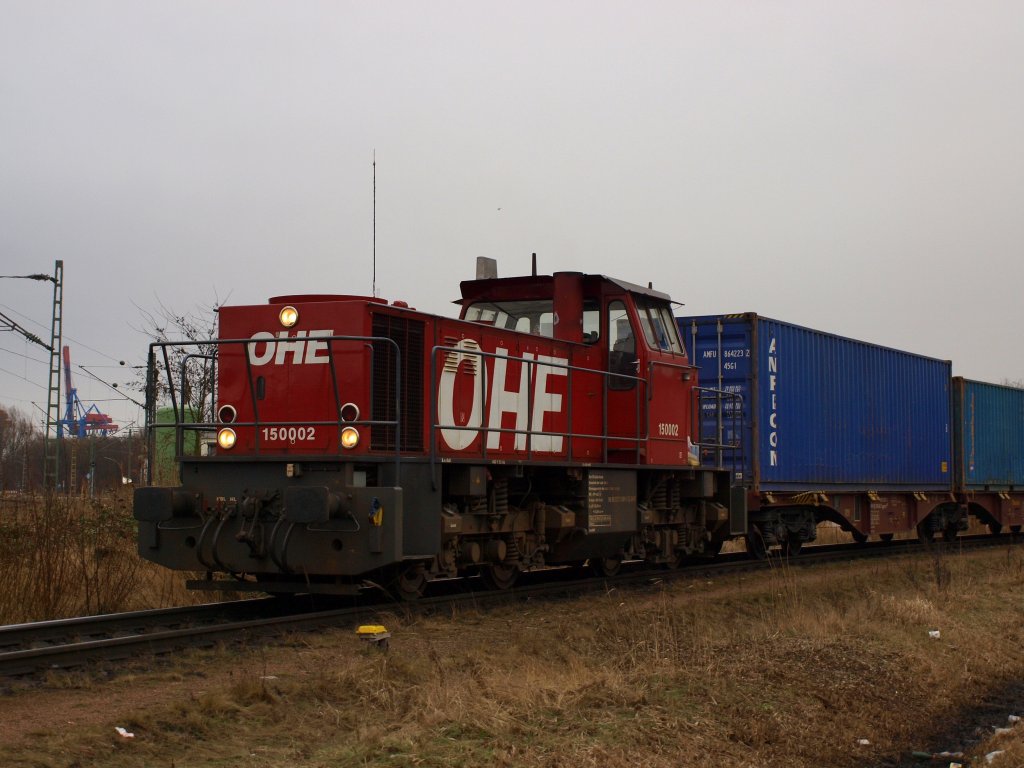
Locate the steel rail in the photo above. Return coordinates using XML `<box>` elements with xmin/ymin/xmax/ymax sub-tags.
<box><xmin>0</xmin><ymin>599</ymin><xmax>278</xmax><ymax>653</ymax></box>
<box><xmin>0</xmin><ymin>602</ymin><xmax>375</xmax><ymax>678</ymax></box>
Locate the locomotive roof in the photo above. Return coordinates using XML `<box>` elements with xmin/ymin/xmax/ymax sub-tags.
<box><xmin>457</xmin><ymin>273</ymin><xmax>672</xmax><ymax>304</ymax></box>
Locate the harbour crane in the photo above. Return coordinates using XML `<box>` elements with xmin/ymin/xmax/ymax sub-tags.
<box><xmin>58</xmin><ymin>345</ymin><xmax>118</xmax><ymax>437</ymax></box>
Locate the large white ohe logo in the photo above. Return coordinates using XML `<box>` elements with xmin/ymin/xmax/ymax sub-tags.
<box><xmin>437</xmin><ymin>340</ymin><xmax>568</xmax><ymax>452</ymax></box>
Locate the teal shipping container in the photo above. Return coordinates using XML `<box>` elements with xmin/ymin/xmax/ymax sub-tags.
<box><xmin>953</xmin><ymin>378</ymin><xmax>1024</xmax><ymax>490</ymax></box>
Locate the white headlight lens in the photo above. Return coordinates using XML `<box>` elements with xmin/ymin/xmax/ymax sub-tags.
<box><xmin>279</xmin><ymin>306</ymin><xmax>299</xmax><ymax>328</ymax></box>
<box><xmin>217</xmin><ymin>428</ymin><xmax>237</xmax><ymax>450</ymax></box>
<box><xmin>340</xmin><ymin>427</ymin><xmax>360</xmax><ymax>449</ymax></box>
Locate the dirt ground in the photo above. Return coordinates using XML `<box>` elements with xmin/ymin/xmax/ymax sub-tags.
<box><xmin>2</xmin><ymin>546</ymin><xmax>1024</xmax><ymax>767</ymax></box>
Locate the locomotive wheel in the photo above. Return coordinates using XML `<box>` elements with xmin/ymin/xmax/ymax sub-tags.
<box><xmin>745</xmin><ymin>526</ymin><xmax>767</xmax><ymax>561</ymax></box>
<box><xmin>702</xmin><ymin>539</ymin><xmax>724</xmax><ymax>557</ymax></box>
<box><xmin>657</xmin><ymin>551</ymin><xmax>684</xmax><ymax>570</ymax></box>
<box><xmin>480</xmin><ymin>563</ymin><xmax>519</xmax><ymax>590</ymax></box>
<box><xmin>390</xmin><ymin>564</ymin><xmax>427</xmax><ymax>601</ymax></box>
<box><xmin>781</xmin><ymin>538</ymin><xmax>803</xmax><ymax>557</ymax></box>
<box><xmin>590</xmin><ymin>557</ymin><xmax>622</xmax><ymax>577</ymax></box>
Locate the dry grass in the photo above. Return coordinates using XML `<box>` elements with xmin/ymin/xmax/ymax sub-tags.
<box><xmin>2</xmin><ymin>545</ymin><xmax>1023</xmax><ymax>767</ymax></box>
<box><xmin>970</xmin><ymin>721</ymin><xmax>1024</xmax><ymax>767</ymax></box>
<box><xmin>0</xmin><ymin>490</ymin><xmax>200</xmax><ymax>623</ymax></box>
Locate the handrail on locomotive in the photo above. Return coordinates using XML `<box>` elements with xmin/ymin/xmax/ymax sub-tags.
<box><xmin>143</xmin><ymin>336</ymin><xmax>743</xmax><ymax>482</ymax></box>
<box><xmin>143</xmin><ymin>334</ymin><xmax>404</xmax><ymax>484</ymax></box>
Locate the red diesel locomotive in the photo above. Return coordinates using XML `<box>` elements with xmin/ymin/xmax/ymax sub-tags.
<box><xmin>134</xmin><ymin>262</ymin><xmax>744</xmax><ymax>597</ymax></box>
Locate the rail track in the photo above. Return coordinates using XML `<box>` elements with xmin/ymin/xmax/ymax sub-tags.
<box><xmin>0</xmin><ymin>534</ymin><xmax>1012</xmax><ymax>680</ymax></box>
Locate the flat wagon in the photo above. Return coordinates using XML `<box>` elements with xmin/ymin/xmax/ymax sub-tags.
<box><xmin>677</xmin><ymin>313</ymin><xmax>962</xmax><ymax>553</ymax></box>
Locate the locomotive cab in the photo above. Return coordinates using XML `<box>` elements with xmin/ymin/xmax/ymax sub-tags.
<box><xmin>458</xmin><ymin>271</ymin><xmax>697</xmax><ymax>465</ymax></box>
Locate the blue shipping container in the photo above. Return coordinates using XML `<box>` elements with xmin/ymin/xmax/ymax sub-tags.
<box><xmin>677</xmin><ymin>313</ymin><xmax>952</xmax><ymax>492</ymax></box>
<box><xmin>953</xmin><ymin>378</ymin><xmax>1024</xmax><ymax>490</ymax></box>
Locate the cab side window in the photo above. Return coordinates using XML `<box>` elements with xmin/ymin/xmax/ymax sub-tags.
<box><xmin>582</xmin><ymin>304</ymin><xmax>601</xmax><ymax>344</ymax></box>
<box><xmin>608</xmin><ymin>301</ymin><xmax>636</xmax><ymax>390</ymax></box>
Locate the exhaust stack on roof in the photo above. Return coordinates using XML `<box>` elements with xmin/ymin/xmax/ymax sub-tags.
<box><xmin>476</xmin><ymin>257</ymin><xmax>498</xmax><ymax>280</ymax></box>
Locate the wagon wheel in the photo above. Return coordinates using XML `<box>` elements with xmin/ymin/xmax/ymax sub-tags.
<box><xmin>879</xmin><ymin>533</ymin><xmax>894</xmax><ymax>543</ymax></box>
<box><xmin>389</xmin><ymin>564</ymin><xmax>427</xmax><ymax>601</ymax></box>
<box><xmin>781</xmin><ymin>538</ymin><xmax>803</xmax><ymax>557</ymax></box>
<box><xmin>480</xmin><ymin>562</ymin><xmax>520</xmax><ymax>590</ymax></box>
<box><xmin>916</xmin><ymin>522</ymin><xmax>935</xmax><ymax>544</ymax></box>
<box><xmin>850</xmin><ymin>530</ymin><xmax>868</xmax><ymax>544</ymax></box>
<box><xmin>1012</xmin><ymin>525</ymin><xmax>1021</xmax><ymax>535</ymax></box>
<box><xmin>590</xmin><ymin>557</ymin><xmax>622</xmax><ymax>577</ymax></box>
<box><xmin>988</xmin><ymin>522</ymin><xmax>1002</xmax><ymax>535</ymax></box>
<box><xmin>745</xmin><ymin>526</ymin><xmax>767</xmax><ymax>561</ymax></box>
<box><xmin>942</xmin><ymin>525</ymin><xmax>959</xmax><ymax>543</ymax></box>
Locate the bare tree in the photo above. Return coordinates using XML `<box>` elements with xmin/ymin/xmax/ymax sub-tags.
<box><xmin>133</xmin><ymin>294</ymin><xmax>228</xmax><ymax>424</ymax></box>
<box><xmin>0</xmin><ymin>406</ymin><xmax>38</xmax><ymax>491</ymax></box>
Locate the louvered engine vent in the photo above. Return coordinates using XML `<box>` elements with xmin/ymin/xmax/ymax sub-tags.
<box><xmin>371</xmin><ymin>313</ymin><xmax>424</xmax><ymax>451</ymax></box>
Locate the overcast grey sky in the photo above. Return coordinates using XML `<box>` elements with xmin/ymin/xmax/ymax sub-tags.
<box><xmin>1</xmin><ymin>1</ymin><xmax>1022</xmax><ymax>429</ymax></box>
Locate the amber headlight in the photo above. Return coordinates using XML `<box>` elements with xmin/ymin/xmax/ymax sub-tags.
<box><xmin>279</xmin><ymin>305</ymin><xmax>299</xmax><ymax>328</ymax></box>
<box><xmin>217</xmin><ymin>428</ymin><xmax>237</xmax><ymax>450</ymax></box>
<box><xmin>340</xmin><ymin>427</ymin><xmax>360</xmax><ymax>450</ymax></box>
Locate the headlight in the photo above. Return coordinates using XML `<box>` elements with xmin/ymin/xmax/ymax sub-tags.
<box><xmin>279</xmin><ymin>305</ymin><xmax>299</xmax><ymax>328</ymax></box>
<box><xmin>217</xmin><ymin>428</ymin><xmax>237</xmax><ymax>450</ymax></box>
<box><xmin>340</xmin><ymin>427</ymin><xmax>360</xmax><ymax>450</ymax></box>
<box><xmin>217</xmin><ymin>404</ymin><xmax>237</xmax><ymax>423</ymax></box>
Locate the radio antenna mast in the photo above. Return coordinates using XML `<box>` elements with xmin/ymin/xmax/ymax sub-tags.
<box><xmin>372</xmin><ymin>150</ymin><xmax>377</xmax><ymax>297</ymax></box>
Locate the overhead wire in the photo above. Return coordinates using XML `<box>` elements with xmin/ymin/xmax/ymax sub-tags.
<box><xmin>75</xmin><ymin>364</ymin><xmax>145</xmax><ymax>408</ymax></box>
<box><xmin>0</xmin><ymin>364</ymin><xmax>46</xmax><ymax>390</ymax></box>
<box><xmin>0</xmin><ymin>343</ymin><xmax>49</xmax><ymax>366</ymax></box>
<box><xmin>0</xmin><ymin>302</ymin><xmax>125</xmax><ymax>364</ymax></box>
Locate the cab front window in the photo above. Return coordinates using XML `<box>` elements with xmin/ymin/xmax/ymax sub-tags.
<box><xmin>636</xmin><ymin>299</ymin><xmax>684</xmax><ymax>353</ymax></box>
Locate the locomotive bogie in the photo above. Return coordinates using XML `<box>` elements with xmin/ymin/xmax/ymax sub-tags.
<box><xmin>433</xmin><ymin>463</ymin><xmax>731</xmax><ymax>582</ymax></box>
